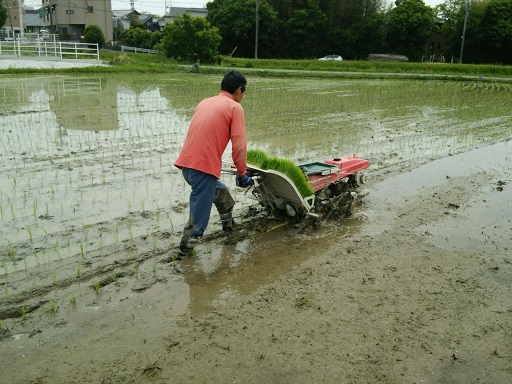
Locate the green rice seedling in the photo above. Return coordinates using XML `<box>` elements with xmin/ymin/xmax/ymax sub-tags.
<box><xmin>94</xmin><ymin>281</ymin><xmax>101</xmax><ymax>294</ymax></box>
<box><xmin>126</xmin><ymin>249</ymin><xmax>137</xmax><ymax>260</ymax></box>
<box><xmin>27</xmin><ymin>226</ymin><xmax>33</xmax><ymax>242</ymax></box>
<box><xmin>247</xmin><ymin>149</ymin><xmax>314</xmax><ymax>198</ymax></box>
<box><xmin>76</xmin><ymin>264</ymin><xmax>81</xmax><ymax>278</ymax></box>
<box><xmin>8</xmin><ymin>243</ymin><xmax>15</xmax><ymax>262</ymax></box>
<box><xmin>128</xmin><ymin>219</ymin><xmax>134</xmax><ymax>241</ymax></box>
<box><xmin>70</xmin><ymin>293</ymin><xmax>77</xmax><ymax>305</ymax></box>
<box><xmin>32</xmin><ymin>199</ymin><xmax>38</xmax><ymax>219</ymax></box>
<box><xmin>21</xmin><ymin>305</ymin><xmax>27</xmax><ymax>320</ymax></box>
<box><xmin>49</xmin><ymin>300</ymin><xmax>58</xmax><ymax>313</ymax></box>
<box><xmin>79</xmin><ymin>243</ymin><xmax>85</xmax><ymax>258</ymax></box>
<box><xmin>52</xmin><ymin>271</ymin><xmax>57</xmax><ymax>286</ymax></box>
<box><xmin>114</xmin><ymin>223</ymin><xmax>119</xmax><ymax>244</ymax></box>
<box><xmin>246</xmin><ymin>149</ymin><xmax>269</xmax><ymax>168</ymax></box>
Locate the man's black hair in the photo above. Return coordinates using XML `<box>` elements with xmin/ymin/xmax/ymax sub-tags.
<box><xmin>221</xmin><ymin>70</ymin><xmax>247</xmax><ymax>94</ymax></box>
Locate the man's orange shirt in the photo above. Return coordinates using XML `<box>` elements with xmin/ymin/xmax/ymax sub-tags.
<box><xmin>175</xmin><ymin>90</ymin><xmax>247</xmax><ymax>178</ymax></box>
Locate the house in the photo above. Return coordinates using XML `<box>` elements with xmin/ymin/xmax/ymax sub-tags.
<box><xmin>1</xmin><ymin>0</ymin><xmax>112</xmax><ymax>42</ymax></box>
<box><xmin>23</xmin><ymin>9</ymin><xmax>46</xmax><ymax>34</ymax></box>
<box><xmin>1</xmin><ymin>0</ymin><xmax>23</xmax><ymax>36</ymax></box>
<box><xmin>153</xmin><ymin>7</ymin><xmax>208</xmax><ymax>32</ymax></box>
<box><xmin>167</xmin><ymin>7</ymin><xmax>208</xmax><ymax>19</ymax></box>
<box><xmin>139</xmin><ymin>14</ymin><xmax>156</xmax><ymax>31</ymax></box>
<box><xmin>39</xmin><ymin>0</ymin><xmax>113</xmax><ymax>41</ymax></box>
<box><xmin>112</xmin><ymin>10</ymin><xmax>135</xmax><ymax>31</ymax></box>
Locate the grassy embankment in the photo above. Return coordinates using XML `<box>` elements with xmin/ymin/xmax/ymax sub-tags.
<box><xmin>1</xmin><ymin>49</ymin><xmax>512</xmax><ymax>81</ymax></box>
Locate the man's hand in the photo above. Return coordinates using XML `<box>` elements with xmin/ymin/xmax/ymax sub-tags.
<box><xmin>236</xmin><ymin>173</ymin><xmax>254</xmax><ymax>188</ymax></box>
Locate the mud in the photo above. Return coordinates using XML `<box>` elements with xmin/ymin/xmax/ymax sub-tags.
<box><xmin>1</xmin><ymin>75</ymin><xmax>512</xmax><ymax>383</ymax></box>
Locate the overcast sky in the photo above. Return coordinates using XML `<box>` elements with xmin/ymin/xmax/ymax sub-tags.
<box><xmin>23</xmin><ymin>0</ymin><xmax>446</xmax><ymax>17</ymax></box>
<box><xmin>109</xmin><ymin>0</ymin><xmax>446</xmax><ymax>15</ymax></box>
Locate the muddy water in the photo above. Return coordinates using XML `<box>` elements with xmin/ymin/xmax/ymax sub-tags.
<box><xmin>183</xmin><ymin>217</ymin><xmax>364</xmax><ymax>316</ymax></box>
<box><xmin>1</xmin><ymin>73</ymin><xmax>512</xmax><ymax>383</ymax></box>
<box><xmin>1</xmin><ymin>74</ymin><xmax>511</xmax><ymax>313</ymax></box>
<box><xmin>365</xmin><ymin>141</ymin><xmax>512</xmax><ymax>253</ymax></box>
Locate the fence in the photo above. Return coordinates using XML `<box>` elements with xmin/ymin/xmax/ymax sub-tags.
<box><xmin>0</xmin><ymin>34</ymin><xmax>99</xmax><ymax>60</ymax></box>
<box><xmin>120</xmin><ymin>45</ymin><xmax>160</xmax><ymax>54</ymax></box>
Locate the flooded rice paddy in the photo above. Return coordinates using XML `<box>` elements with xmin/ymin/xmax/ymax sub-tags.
<box><xmin>1</xmin><ymin>72</ymin><xmax>512</xmax><ymax>383</ymax></box>
<box><xmin>0</xmin><ymin>73</ymin><xmax>511</xmax><ymax>315</ymax></box>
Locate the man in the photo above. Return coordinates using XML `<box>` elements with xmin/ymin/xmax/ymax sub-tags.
<box><xmin>174</xmin><ymin>70</ymin><xmax>253</xmax><ymax>256</ymax></box>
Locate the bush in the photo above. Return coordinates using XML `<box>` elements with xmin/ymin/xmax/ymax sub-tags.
<box><xmin>84</xmin><ymin>25</ymin><xmax>106</xmax><ymax>47</ymax></box>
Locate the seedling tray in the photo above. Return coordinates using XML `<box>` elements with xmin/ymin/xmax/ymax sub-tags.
<box><xmin>299</xmin><ymin>162</ymin><xmax>339</xmax><ymax>176</ymax></box>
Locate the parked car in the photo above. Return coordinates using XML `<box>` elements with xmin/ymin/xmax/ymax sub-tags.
<box><xmin>318</xmin><ymin>55</ymin><xmax>343</xmax><ymax>61</ymax></box>
<box><xmin>38</xmin><ymin>30</ymin><xmax>49</xmax><ymax>41</ymax></box>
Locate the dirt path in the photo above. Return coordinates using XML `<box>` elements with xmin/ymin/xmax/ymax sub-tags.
<box><xmin>1</xmin><ymin>142</ymin><xmax>511</xmax><ymax>383</ymax></box>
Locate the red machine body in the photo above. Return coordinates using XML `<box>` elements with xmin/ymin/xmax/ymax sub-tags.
<box><xmin>300</xmin><ymin>155</ymin><xmax>370</xmax><ymax>193</ymax></box>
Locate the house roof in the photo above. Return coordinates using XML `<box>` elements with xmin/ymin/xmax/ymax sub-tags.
<box><xmin>139</xmin><ymin>13</ymin><xmax>153</xmax><ymax>23</ymax></box>
<box><xmin>168</xmin><ymin>7</ymin><xmax>207</xmax><ymax>17</ymax></box>
<box><xmin>23</xmin><ymin>10</ymin><xmax>44</xmax><ymax>27</ymax></box>
<box><xmin>112</xmin><ymin>10</ymin><xmax>141</xmax><ymax>17</ymax></box>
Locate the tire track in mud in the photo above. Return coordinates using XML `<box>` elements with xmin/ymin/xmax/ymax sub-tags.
<box><xmin>131</xmin><ymin>164</ymin><xmax>512</xmax><ymax>383</ymax></box>
<box><xmin>2</xmin><ymin>143</ymin><xmax>511</xmax><ymax>383</ymax></box>
<box><xmin>0</xmin><ymin>234</ymin><xmax>173</xmax><ymax>320</ymax></box>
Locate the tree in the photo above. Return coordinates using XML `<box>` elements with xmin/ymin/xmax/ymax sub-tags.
<box><xmin>113</xmin><ymin>20</ymin><xmax>125</xmax><ymax>41</ymax></box>
<box><xmin>477</xmin><ymin>0</ymin><xmax>512</xmax><ymax>64</ymax></box>
<box><xmin>386</xmin><ymin>0</ymin><xmax>435</xmax><ymax>61</ymax></box>
<box><xmin>352</xmin><ymin>11</ymin><xmax>389</xmax><ymax>59</ymax></box>
<box><xmin>282</xmin><ymin>0</ymin><xmax>327</xmax><ymax>58</ymax></box>
<box><xmin>207</xmin><ymin>0</ymin><xmax>279</xmax><ymax>58</ymax></box>
<box><xmin>120</xmin><ymin>26</ymin><xmax>162</xmax><ymax>49</ymax></box>
<box><xmin>0</xmin><ymin>3</ymin><xmax>7</xmax><ymax>28</ymax></box>
<box><xmin>84</xmin><ymin>24</ymin><xmax>106</xmax><ymax>47</ymax></box>
<box><xmin>436</xmin><ymin>0</ymin><xmax>512</xmax><ymax>65</ymax></box>
<box><xmin>160</xmin><ymin>12</ymin><xmax>222</xmax><ymax>63</ymax></box>
<box><xmin>266</xmin><ymin>0</ymin><xmax>389</xmax><ymax>59</ymax></box>
<box><xmin>436</xmin><ymin>0</ymin><xmax>471</xmax><ymax>60</ymax></box>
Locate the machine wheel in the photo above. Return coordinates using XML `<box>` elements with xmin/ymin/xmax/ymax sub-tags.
<box><xmin>355</xmin><ymin>172</ymin><xmax>367</xmax><ymax>186</ymax></box>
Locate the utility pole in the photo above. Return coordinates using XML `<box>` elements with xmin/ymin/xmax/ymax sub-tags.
<box><xmin>19</xmin><ymin>0</ymin><xmax>24</xmax><ymax>37</ymax></box>
<box><xmin>5</xmin><ymin>0</ymin><xmax>14</xmax><ymax>38</ymax></box>
<box><xmin>48</xmin><ymin>0</ymin><xmax>53</xmax><ymax>34</ymax></box>
<box><xmin>254</xmin><ymin>0</ymin><xmax>258</xmax><ymax>59</ymax></box>
<box><xmin>459</xmin><ymin>1</ymin><xmax>470</xmax><ymax>64</ymax></box>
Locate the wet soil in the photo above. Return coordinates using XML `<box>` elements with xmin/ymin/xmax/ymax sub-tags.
<box><xmin>1</xmin><ymin>140</ymin><xmax>511</xmax><ymax>383</ymax></box>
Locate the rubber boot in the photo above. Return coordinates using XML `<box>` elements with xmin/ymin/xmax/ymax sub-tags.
<box><xmin>214</xmin><ymin>186</ymin><xmax>235</xmax><ymax>230</ymax></box>
<box><xmin>178</xmin><ymin>235</ymin><xmax>198</xmax><ymax>257</ymax></box>
<box><xmin>219</xmin><ymin>209</ymin><xmax>234</xmax><ymax>232</ymax></box>
<box><xmin>178</xmin><ymin>217</ymin><xmax>198</xmax><ymax>257</ymax></box>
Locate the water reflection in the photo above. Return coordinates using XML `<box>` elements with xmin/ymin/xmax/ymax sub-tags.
<box><xmin>183</xmin><ymin>216</ymin><xmax>366</xmax><ymax>316</ymax></box>
<box><xmin>0</xmin><ymin>76</ymin><xmax>193</xmax><ymax>272</ymax></box>
<box><xmin>1</xmin><ymin>74</ymin><xmax>511</xmax><ymax>304</ymax></box>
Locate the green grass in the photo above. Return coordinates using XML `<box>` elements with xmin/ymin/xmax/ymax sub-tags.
<box><xmin>222</xmin><ymin>57</ymin><xmax>512</xmax><ymax>79</ymax></box>
<box><xmin>2</xmin><ymin>50</ymin><xmax>511</xmax><ymax>81</ymax></box>
<box><xmin>247</xmin><ymin>149</ymin><xmax>314</xmax><ymax>198</ymax></box>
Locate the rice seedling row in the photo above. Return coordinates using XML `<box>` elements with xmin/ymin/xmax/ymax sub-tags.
<box><xmin>0</xmin><ymin>73</ymin><xmax>511</xmax><ymax>316</ymax></box>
